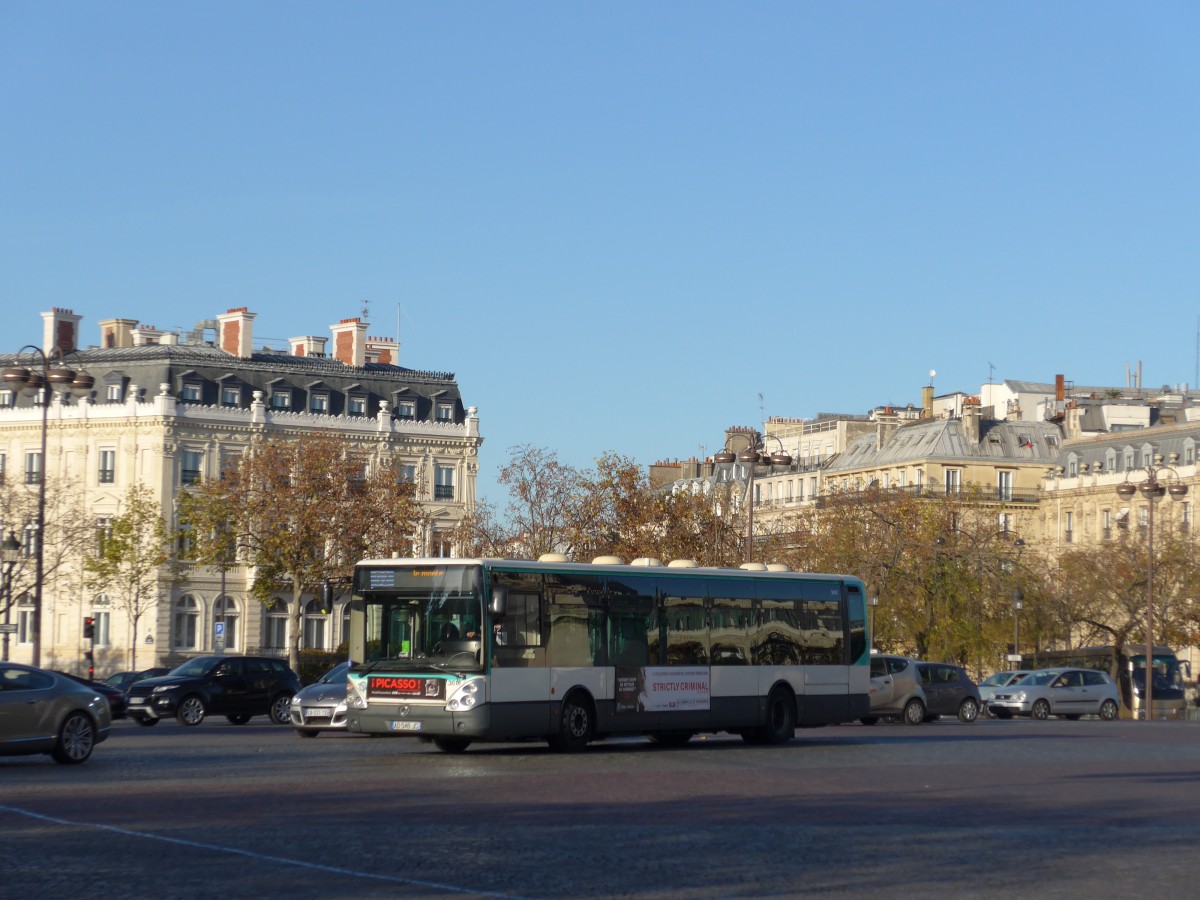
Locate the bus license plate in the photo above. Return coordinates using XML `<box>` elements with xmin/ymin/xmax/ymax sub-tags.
<box><xmin>389</xmin><ymin>720</ymin><xmax>422</xmax><ymax>732</ymax></box>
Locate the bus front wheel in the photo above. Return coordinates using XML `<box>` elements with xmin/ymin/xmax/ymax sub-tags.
<box><xmin>548</xmin><ymin>693</ymin><xmax>594</xmax><ymax>753</ymax></box>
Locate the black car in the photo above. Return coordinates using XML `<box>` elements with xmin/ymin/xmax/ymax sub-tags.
<box><xmin>56</xmin><ymin>672</ymin><xmax>128</xmax><ymax>719</ymax></box>
<box><xmin>104</xmin><ymin>667</ymin><xmax>170</xmax><ymax>691</ymax></box>
<box><xmin>125</xmin><ymin>655</ymin><xmax>300</xmax><ymax>727</ymax></box>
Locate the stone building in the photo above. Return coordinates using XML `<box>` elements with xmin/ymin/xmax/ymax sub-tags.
<box><xmin>0</xmin><ymin>307</ymin><xmax>482</xmax><ymax>675</ymax></box>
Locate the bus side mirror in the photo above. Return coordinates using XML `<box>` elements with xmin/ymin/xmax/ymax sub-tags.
<box><xmin>490</xmin><ymin>586</ymin><xmax>507</xmax><ymax>616</ymax></box>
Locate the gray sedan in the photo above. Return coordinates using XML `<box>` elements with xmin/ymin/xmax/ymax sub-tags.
<box><xmin>988</xmin><ymin>667</ymin><xmax>1120</xmax><ymax>721</ymax></box>
<box><xmin>0</xmin><ymin>662</ymin><xmax>113</xmax><ymax>764</ymax></box>
<box><xmin>290</xmin><ymin>661</ymin><xmax>350</xmax><ymax>737</ymax></box>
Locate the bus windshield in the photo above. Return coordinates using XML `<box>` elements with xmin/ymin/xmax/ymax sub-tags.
<box><xmin>1130</xmin><ymin>653</ymin><xmax>1187</xmax><ymax>691</ymax></box>
<box><xmin>355</xmin><ymin>564</ymin><xmax>485</xmax><ymax>672</ymax></box>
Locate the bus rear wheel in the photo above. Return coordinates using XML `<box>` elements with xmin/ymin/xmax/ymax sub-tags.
<box><xmin>758</xmin><ymin>687</ymin><xmax>796</xmax><ymax>745</ymax></box>
<box><xmin>433</xmin><ymin>737</ymin><xmax>472</xmax><ymax>753</ymax></box>
<box><xmin>548</xmin><ymin>692</ymin><xmax>594</xmax><ymax>752</ymax></box>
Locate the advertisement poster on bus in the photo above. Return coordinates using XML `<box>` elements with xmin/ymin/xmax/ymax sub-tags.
<box><xmin>615</xmin><ymin>666</ymin><xmax>710</xmax><ymax>713</ymax></box>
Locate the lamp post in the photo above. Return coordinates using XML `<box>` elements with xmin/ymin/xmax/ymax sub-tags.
<box><xmin>2</xmin><ymin>346</ymin><xmax>93</xmax><ymax>667</ymax></box>
<box><xmin>1</xmin><ymin>530</ymin><xmax>21</xmax><ymax>662</ymax></box>
<box><xmin>867</xmin><ymin>586</ymin><xmax>879</xmax><ymax>651</ymax></box>
<box><xmin>1115</xmin><ymin>457</ymin><xmax>1188</xmax><ymax>721</ymax></box>
<box><xmin>1010</xmin><ymin>588</ymin><xmax>1023</xmax><ymax>670</ymax></box>
<box><xmin>713</xmin><ymin>431</ymin><xmax>792</xmax><ymax>564</ymax></box>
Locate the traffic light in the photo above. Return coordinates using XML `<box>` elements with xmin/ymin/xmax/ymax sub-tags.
<box><xmin>83</xmin><ymin>616</ymin><xmax>95</xmax><ymax>640</ymax></box>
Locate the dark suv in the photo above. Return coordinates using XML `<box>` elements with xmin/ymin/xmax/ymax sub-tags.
<box><xmin>125</xmin><ymin>655</ymin><xmax>300</xmax><ymax>727</ymax></box>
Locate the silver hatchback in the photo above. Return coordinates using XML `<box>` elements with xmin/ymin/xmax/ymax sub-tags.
<box><xmin>988</xmin><ymin>667</ymin><xmax>1120</xmax><ymax>720</ymax></box>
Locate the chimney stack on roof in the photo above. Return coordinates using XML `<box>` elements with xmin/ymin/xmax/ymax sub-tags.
<box><xmin>289</xmin><ymin>335</ymin><xmax>328</xmax><ymax>358</ymax></box>
<box><xmin>216</xmin><ymin>307</ymin><xmax>256</xmax><ymax>358</ymax></box>
<box><xmin>366</xmin><ymin>334</ymin><xmax>400</xmax><ymax>365</ymax></box>
<box><xmin>98</xmin><ymin>318</ymin><xmax>138</xmax><ymax>349</ymax></box>
<box><xmin>331</xmin><ymin>317</ymin><xmax>369</xmax><ymax>367</ymax></box>
<box><xmin>42</xmin><ymin>308</ymin><xmax>82</xmax><ymax>356</ymax></box>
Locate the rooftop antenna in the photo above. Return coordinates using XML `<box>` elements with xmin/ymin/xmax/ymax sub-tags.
<box><xmin>362</xmin><ymin>299</ymin><xmax>370</xmax><ymax>322</ymax></box>
<box><xmin>758</xmin><ymin>392</ymin><xmax>766</xmax><ymax>429</ymax></box>
<box><xmin>987</xmin><ymin>361</ymin><xmax>995</xmax><ymax>385</ymax></box>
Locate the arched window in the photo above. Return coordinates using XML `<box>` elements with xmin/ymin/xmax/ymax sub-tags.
<box><xmin>174</xmin><ymin>595</ymin><xmax>199</xmax><ymax>650</ymax></box>
<box><xmin>264</xmin><ymin>599</ymin><xmax>288</xmax><ymax>650</ymax></box>
<box><xmin>303</xmin><ymin>598</ymin><xmax>328</xmax><ymax>650</ymax></box>
<box><xmin>213</xmin><ymin>596</ymin><xmax>239</xmax><ymax>652</ymax></box>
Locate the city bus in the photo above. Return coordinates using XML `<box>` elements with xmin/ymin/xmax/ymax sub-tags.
<box><xmin>345</xmin><ymin>556</ymin><xmax>871</xmax><ymax>752</ymax></box>
<box><xmin>1019</xmin><ymin>645</ymin><xmax>1192</xmax><ymax>720</ymax></box>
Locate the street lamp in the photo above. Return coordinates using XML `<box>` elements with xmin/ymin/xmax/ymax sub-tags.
<box><xmin>1010</xmin><ymin>588</ymin><xmax>1023</xmax><ymax>670</ymax></box>
<box><xmin>1115</xmin><ymin>456</ymin><xmax>1188</xmax><ymax>721</ymax></box>
<box><xmin>2</xmin><ymin>346</ymin><xmax>93</xmax><ymax>667</ymax></box>
<box><xmin>713</xmin><ymin>431</ymin><xmax>792</xmax><ymax>563</ymax></box>
<box><xmin>1</xmin><ymin>530</ymin><xmax>21</xmax><ymax>662</ymax></box>
<box><xmin>867</xmin><ymin>585</ymin><xmax>879</xmax><ymax>651</ymax></box>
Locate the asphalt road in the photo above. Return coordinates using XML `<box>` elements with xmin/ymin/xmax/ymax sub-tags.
<box><xmin>4</xmin><ymin>717</ymin><xmax>1200</xmax><ymax>899</ymax></box>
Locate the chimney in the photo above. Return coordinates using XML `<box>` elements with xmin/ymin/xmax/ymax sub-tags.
<box><xmin>1055</xmin><ymin>374</ymin><xmax>1065</xmax><ymax>402</ymax></box>
<box><xmin>42</xmin><ymin>308</ymin><xmax>83</xmax><ymax>355</ymax></box>
<box><xmin>132</xmin><ymin>324</ymin><xmax>161</xmax><ymax>346</ymax></box>
<box><xmin>99</xmin><ymin>318</ymin><xmax>138</xmax><ymax>349</ymax></box>
<box><xmin>216</xmin><ymin>308</ymin><xmax>256</xmax><ymax>358</ymax></box>
<box><xmin>289</xmin><ymin>335</ymin><xmax>328</xmax><ymax>358</ymax></box>
<box><xmin>365</xmin><ymin>334</ymin><xmax>400</xmax><ymax>365</ymax></box>
<box><xmin>921</xmin><ymin>384</ymin><xmax>934</xmax><ymax>418</ymax></box>
<box><xmin>876</xmin><ymin>407</ymin><xmax>900</xmax><ymax>450</ymax></box>
<box><xmin>331</xmin><ymin>317</ymin><xmax>369</xmax><ymax>367</ymax></box>
<box><xmin>963</xmin><ymin>396</ymin><xmax>981</xmax><ymax>444</ymax></box>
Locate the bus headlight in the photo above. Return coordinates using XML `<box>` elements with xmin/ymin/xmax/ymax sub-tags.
<box><xmin>446</xmin><ymin>678</ymin><xmax>482</xmax><ymax>712</ymax></box>
<box><xmin>347</xmin><ymin>679</ymin><xmax>368</xmax><ymax>709</ymax></box>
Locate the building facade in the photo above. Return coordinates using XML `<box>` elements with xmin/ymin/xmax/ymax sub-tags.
<box><xmin>0</xmin><ymin>307</ymin><xmax>482</xmax><ymax>676</ymax></box>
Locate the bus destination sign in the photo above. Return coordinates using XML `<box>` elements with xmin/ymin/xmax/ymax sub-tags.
<box><xmin>369</xmin><ymin>675</ymin><xmax>446</xmax><ymax>700</ymax></box>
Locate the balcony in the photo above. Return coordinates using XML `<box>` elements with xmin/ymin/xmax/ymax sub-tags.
<box><xmin>434</xmin><ymin>485</ymin><xmax>455</xmax><ymax>501</ymax></box>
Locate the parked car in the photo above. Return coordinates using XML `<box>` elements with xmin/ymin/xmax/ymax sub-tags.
<box><xmin>290</xmin><ymin>661</ymin><xmax>351</xmax><ymax>737</ymax></box>
<box><xmin>978</xmin><ymin>669</ymin><xmax>1033</xmax><ymax>716</ymax></box>
<box><xmin>863</xmin><ymin>654</ymin><xmax>927</xmax><ymax>725</ymax></box>
<box><xmin>125</xmin><ymin>655</ymin><xmax>300</xmax><ymax>727</ymax></box>
<box><xmin>863</xmin><ymin>655</ymin><xmax>981</xmax><ymax>725</ymax></box>
<box><xmin>988</xmin><ymin>667</ymin><xmax>1121</xmax><ymax>720</ymax></box>
<box><xmin>914</xmin><ymin>661</ymin><xmax>982</xmax><ymax>723</ymax></box>
<box><xmin>104</xmin><ymin>667</ymin><xmax>170</xmax><ymax>691</ymax></box>
<box><xmin>0</xmin><ymin>662</ymin><xmax>112</xmax><ymax>764</ymax></box>
<box><xmin>56</xmin><ymin>672</ymin><xmax>128</xmax><ymax>719</ymax></box>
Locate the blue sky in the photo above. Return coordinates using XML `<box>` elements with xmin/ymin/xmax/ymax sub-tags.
<box><xmin>3</xmin><ymin>4</ymin><xmax>1198</xmax><ymax>505</ymax></box>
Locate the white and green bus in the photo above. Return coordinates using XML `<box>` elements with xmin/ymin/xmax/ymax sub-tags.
<box><xmin>345</xmin><ymin>556</ymin><xmax>871</xmax><ymax>752</ymax></box>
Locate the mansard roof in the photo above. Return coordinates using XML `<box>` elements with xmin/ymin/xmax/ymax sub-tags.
<box><xmin>0</xmin><ymin>341</ymin><xmax>465</xmax><ymax>419</ymax></box>
<box><xmin>1057</xmin><ymin>421</ymin><xmax>1200</xmax><ymax>469</ymax></box>
<box><xmin>825</xmin><ymin>417</ymin><xmax>1064</xmax><ymax>471</ymax></box>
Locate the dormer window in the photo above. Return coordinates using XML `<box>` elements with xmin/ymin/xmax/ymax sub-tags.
<box><xmin>436</xmin><ymin>403</ymin><xmax>453</xmax><ymax>422</ymax></box>
<box><xmin>270</xmin><ymin>391</ymin><xmax>291</xmax><ymax>410</ymax></box>
<box><xmin>0</xmin><ymin>390</ymin><xmax>13</xmax><ymax>408</ymax></box>
<box><xmin>221</xmin><ymin>386</ymin><xmax>240</xmax><ymax>407</ymax></box>
<box><xmin>106</xmin><ymin>384</ymin><xmax>123</xmax><ymax>402</ymax></box>
<box><xmin>396</xmin><ymin>400</ymin><xmax>415</xmax><ymax>419</ymax></box>
<box><xmin>310</xmin><ymin>393</ymin><xmax>329</xmax><ymax>413</ymax></box>
<box><xmin>181</xmin><ymin>382</ymin><xmax>201</xmax><ymax>402</ymax></box>
<box><xmin>348</xmin><ymin>395</ymin><xmax>367</xmax><ymax>416</ymax></box>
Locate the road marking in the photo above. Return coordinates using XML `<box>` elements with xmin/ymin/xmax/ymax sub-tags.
<box><xmin>0</xmin><ymin>803</ymin><xmax>531</xmax><ymax>899</ymax></box>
